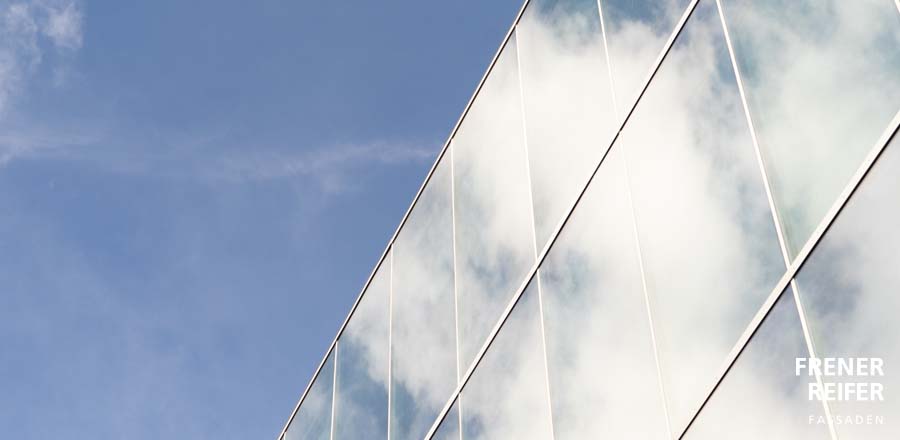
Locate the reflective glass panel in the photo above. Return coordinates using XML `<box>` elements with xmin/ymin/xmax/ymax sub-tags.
<box><xmin>796</xmin><ymin>135</ymin><xmax>900</xmax><ymax>438</ymax></box>
<box><xmin>459</xmin><ymin>280</ymin><xmax>553</xmax><ymax>440</ymax></box>
<box><xmin>539</xmin><ymin>148</ymin><xmax>668</xmax><ymax>439</ymax></box>
<box><xmin>391</xmin><ymin>157</ymin><xmax>458</xmax><ymax>440</ymax></box>
<box><xmin>452</xmin><ymin>32</ymin><xmax>537</xmax><ymax>373</ymax></box>
<box><xmin>333</xmin><ymin>257</ymin><xmax>390</xmax><ymax>440</ymax></box>
<box><xmin>617</xmin><ymin>2</ymin><xmax>784</xmax><ymax>431</ymax></box>
<box><xmin>431</xmin><ymin>400</ymin><xmax>461</xmax><ymax>440</ymax></box>
<box><xmin>516</xmin><ymin>0</ymin><xmax>618</xmax><ymax>247</ymax></box>
<box><xmin>285</xmin><ymin>350</ymin><xmax>335</xmax><ymax>440</ymax></box>
<box><xmin>720</xmin><ymin>0</ymin><xmax>900</xmax><ymax>257</ymax></box>
<box><xmin>684</xmin><ymin>289</ymin><xmax>830</xmax><ymax>440</ymax></box>
<box><xmin>601</xmin><ymin>0</ymin><xmax>693</xmax><ymax>113</ymax></box>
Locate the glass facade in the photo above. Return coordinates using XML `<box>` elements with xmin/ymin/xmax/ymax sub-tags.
<box><xmin>281</xmin><ymin>0</ymin><xmax>900</xmax><ymax>439</ymax></box>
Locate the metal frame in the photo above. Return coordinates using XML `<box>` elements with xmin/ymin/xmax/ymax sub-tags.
<box><xmin>448</xmin><ymin>141</ymin><xmax>463</xmax><ymax>440</ymax></box>
<box><xmin>276</xmin><ymin>0</ymin><xmax>533</xmax><ymax>437</ymax></box>
<box><xmin>448</xmin><ymin>141</ymin><xmax>465</xmax><ymax>440</ymax></box>
<box><xmin>280</xmin><ymin>0</ymin><xmax>900</xmax><ymax>437</ymax></box>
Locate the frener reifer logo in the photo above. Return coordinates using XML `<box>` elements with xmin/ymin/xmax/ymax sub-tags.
<box><xmin>797</xmin><ymin>357</ymin><xmax>886</xmax><ymax>426</ymax></box>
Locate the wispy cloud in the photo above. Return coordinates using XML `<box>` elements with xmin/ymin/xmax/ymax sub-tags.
<box><xmin>212</xmin><ymin>140</ymin><xmax>435</xmax><ymax>191</ymax></box>
<box><xmin>0</xmin><ymin>123</ymin><xmax>97</xmax><ymax>166</ymax></box>
<box><xmin>0</xmin><ymin>121</ymin><xmax>437</xmax><ymax>197</ymax></box>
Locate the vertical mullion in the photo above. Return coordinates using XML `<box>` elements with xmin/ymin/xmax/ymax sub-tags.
<box><xmin>597</xmin><ymin>1</ymin><xmax>674</xmax><ymax>437</ymax></box>
<box><xmin>596</xmin><ymin>0</ymin><xmax>620</xmax><ymax>116</ymax></box>
<box><xmin>449</xmin><ymin>142</ymin><xmax>463</xmax><ymax>439</ymax></box>
<box><xmin>387</xmin><ymin>248</ymin><xmax>394</xmax><ymax>440</ymax></box>
<box><xmin>513</xmin><ymin>24</ymin><xmax>557</xmax><ymax>440</ymax></box>
<box><xmin>330</xmin><ymin>342</ymin><xmax>338</xmax><ymax>440</ymax></box>
<box><xmin>713</xmin><ymin>1</ymin><xmax>839</xmax><ymax>439</ymax></box>
<box><xmin>620</xmin><ymin>149</ymin><xmax>675</xmax><ymax>440</ymax></box>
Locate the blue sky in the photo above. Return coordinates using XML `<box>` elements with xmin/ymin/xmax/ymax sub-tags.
<box><xmin>0</xmin><ymin>0</ymin><xmax>520</xmax><ymax>437</ymax></box>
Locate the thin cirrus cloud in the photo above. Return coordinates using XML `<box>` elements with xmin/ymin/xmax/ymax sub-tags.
<box><xmin>0</xmin><ymin>124</ymin><xmax>436</xmax><ymax>196</ymax></box>
<box><xmin>0</xmin><ymin>125</ymin><xmax>95</xmax><ymax>166</ymax></box>
<box><xmin>1</xmin><ymin>0</ymin><xmax>434</xmax><ymax>195</ymax></box>
<box><xmin>211</xmin><ymin>140</ymin><xmax>436</xmax><ymax>191</ymax></box>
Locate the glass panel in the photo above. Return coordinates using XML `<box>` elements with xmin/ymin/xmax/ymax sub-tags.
<box><xmin>452</xmin><ymin>32</ymin><xmax>537</xmax><ymax>373</ymax></box>
<box><xmin>601</xmin><ymin>0</ymin><xmax>693</xmax><ymax>113</ymax></box>
<box><xmin>431</xmin><ymin>400</ymin><xmax>461</xmax><ymax>440</ymax></box>
<box><xmin>617</xmin><ymin>2</ymin><xmax>784</xmax><ymax>431</ymax></box>
<box><xmin>720</xmin><ymin>0</ymin><xmax>900</xmax><ymax>257</ymax></box>
<box><xmin>516</xmin><ymin>0</ymin><xmax>618</xmax><ymax>247</ymax></box>
<box><xmin>684</xmin><ymin>289</ymin><xmax>830</xmax><ymax>440</ymax></box>
<box><xmin>285</xmin><ymin>350</ymin><xmax>335</xmax><ymax>440</ymax></box>
<box><xmin>795</xmin><ymin>135</ymin><xmax>900</xmax><ymax>438</ymax></box>
<box><xmin>460</xmin><ymin>280</ymin><xmax>553</xmax><ymax>440</ymax></box>
<box><xmin>391</xmin><ymin>157</ymin><xmax>458</xmax><ymax>440</ymax></box>
<box><xmin>539</xmin><ymin>148</ymin><xmax>668</xmax><ymax>439</ymax></box>
<box><xmin>334</xmin><ymin>257</ymin><xmax>390</xmax><ymax>440</ymax></box>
